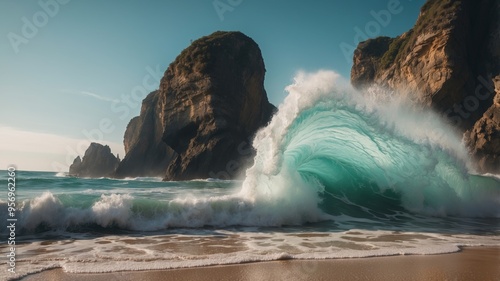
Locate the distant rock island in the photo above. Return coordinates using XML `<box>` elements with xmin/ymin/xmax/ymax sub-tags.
<box><xmin>71</xmin><ymin>31</ymin><xmax>275</xmax><ymax>180</ymax></box>
<box><xmin>69</xmin><ymin>143</ymin><xmax>120</xmax><ymax>177</ymax></box>
<box><xmin>351</xmin><ymin>0</ymin><xmax>499</xmax><ymax>173</ymax></box>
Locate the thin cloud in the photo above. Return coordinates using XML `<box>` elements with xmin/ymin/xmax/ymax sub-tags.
<box><xmin>79</xmin><ymin>91</ymin><xmax>119</xmax><ymax>103</ymax></box>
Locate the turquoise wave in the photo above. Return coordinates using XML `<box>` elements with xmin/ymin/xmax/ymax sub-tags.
<box><xmin>2</xmin><ymin>71</ymin><xmax>499</xmax><ymax>234</ymax></box>
<box><xmin>242</xmin><ymin>71</ymin><xmax>500</xmax><ymax>220</ymax></box>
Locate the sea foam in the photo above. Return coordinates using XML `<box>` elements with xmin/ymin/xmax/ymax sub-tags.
<box><xmin>7</xmin><ymin>70</ymin><xmax>500</xmax><ymax>234</ymax></box>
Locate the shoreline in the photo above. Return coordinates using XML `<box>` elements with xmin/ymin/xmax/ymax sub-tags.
<box><xmin>20</xmin><ymin>246</ymin><xmax>500</xmax><ymax>281</ymax></box>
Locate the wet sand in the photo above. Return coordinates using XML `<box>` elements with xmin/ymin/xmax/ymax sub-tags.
<box><xmin>20</xmin><ymin>247</ymin><xmax>500</xmax><ymax>281</ymax></box>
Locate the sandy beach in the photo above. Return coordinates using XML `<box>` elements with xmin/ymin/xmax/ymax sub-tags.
<box><xmin>20</xmin><ymin>247</ymin><xmax>500</xmax><ymax>281</ymax></box>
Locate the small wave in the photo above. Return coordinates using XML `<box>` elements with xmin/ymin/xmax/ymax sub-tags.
<box><xmin>5</xmin><ymin>185</ymin><xmax>327</xmax><ymax>233</ymax></box>
<box><xmin>194</xmin><ymin>178</ymin><xmax>240</xmax><ymax>184</ymax></box>
<box><xmin>14</xmin><ymin>192</ymin><xmax>136</xmax><ymax>232</ymax></box>
<box><xmin>122</xmin><ymin>176</ymin><xmax>164</xmax><ymax>182</ymax></box>
<box><xmin>482</xmin><ymin>173</ymin><xmax>500</xmax><ymax>180</ymax></box>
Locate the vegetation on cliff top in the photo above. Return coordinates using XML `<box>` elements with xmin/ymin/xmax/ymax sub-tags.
<box><xmin>360</xmin><ymin>0</ymin><xmax>462</xmax><ymax>71</ymax></box>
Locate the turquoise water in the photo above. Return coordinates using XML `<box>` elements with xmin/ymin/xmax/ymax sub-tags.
<box><xmin>0</xmin><ymin>172</ymin><xmax>240</xmax><ymax>232</ymax></box>
<box><xmin>1</xmin><ymin>71</ymin><xmax>499</xmax><ymax>279</ymax></box>
<box><xmin>1</xmin><ymin>170</ymin><xmax>498</xmax><ymax>235</ymax></box>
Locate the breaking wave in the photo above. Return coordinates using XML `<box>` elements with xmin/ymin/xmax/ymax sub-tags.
<box><xmin>5</xmin><ymin>71</ymin><xmax>500</xmax><ymax>234</ymax></box>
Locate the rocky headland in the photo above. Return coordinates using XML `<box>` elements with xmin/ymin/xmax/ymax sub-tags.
<box><xmin>159</xmin><ymin>31</ymin><xmax>275</xmax><ymax>180</ymax></box>
<box><xmin>351</xmin><ymin>0</ymin><xmax>500</xmax><ymax>173</ymax></box>
<box><xmin>72</xmin><ymin>31</ymin><xmax>275</xmax><ymax>180</ymax></box>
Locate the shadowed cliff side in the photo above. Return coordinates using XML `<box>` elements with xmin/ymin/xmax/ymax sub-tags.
<box><xmin>114</xmin><ymin>31</ymin><xmax>275</xmax><ymax>180</ymax></box>
<box><xmin>114</xmin><ymin>91</ymin><xmax>175</xmax><ymax>178</ymax></box>
<box><xmin>351</xmin><ymin>0</ymin><xmax>500</xmax><ymax>173</ymax></box>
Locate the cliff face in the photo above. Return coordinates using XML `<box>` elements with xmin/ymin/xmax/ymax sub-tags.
<box><xmin>351</xmin><ymin>0</ymin><xmax>500</xmax><ymax>173</ymax></box>
<box><xmin>114</xmin><ymin>91</ymin><xmax>175</xmax><ymax>178</ymax></box>
<box><xmin>464</xmin><ymin>78</ymin><xmax>500</xmax><ymax>173</ymax></box>
<box><xmin>117</xmin><ymin>31</ymin><xmax>275</xmax><ymax>180</ymax></box>
<box><xmin>159</xmin><ymin>31</ymin><xmax>275</xmax><ymax>180</ymax></box>
<box><xmin>69</xmin><ymin>143</ymin><xmax>120</xmax><ymax>177</ymax></box>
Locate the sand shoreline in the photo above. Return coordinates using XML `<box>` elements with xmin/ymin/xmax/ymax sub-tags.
<box><xmin>19</xmin><ymin>247</ymin><xmax>500</xmax><ymax>281</ymax></box>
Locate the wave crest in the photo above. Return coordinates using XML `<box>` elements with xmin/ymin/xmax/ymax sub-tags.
<box><xmin>242</xmin><ymin>70</ymin><xmax>500</xmax><ymax>218</ymax></box>
<box><xmin>7</xmin><ymin>71</ymin><xmax>500</xmax><ymax>234</ymax></box>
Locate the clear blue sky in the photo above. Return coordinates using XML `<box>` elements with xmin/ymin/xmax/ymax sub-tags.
<box><xmin>0</xmin><ymin>0</ymin><xmax>423</xmax><ymax>171</ymax></box>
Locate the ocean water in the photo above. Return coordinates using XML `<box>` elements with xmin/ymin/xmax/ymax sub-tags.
<box><xmin>2</xmin><ymin>71</ymin><xmax>500</xmax><ymax>280</ymax></box>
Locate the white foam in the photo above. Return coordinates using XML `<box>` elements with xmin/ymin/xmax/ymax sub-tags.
<box><xmin>91</xmin><ymin>194</ymin><xmax>134</xmax><ymax>228</ymax></box>
<box><xmin>482</xmin><ymin>173</ymin><xmax>500</xmax><ymax>180</ymax></box>
<box><xmin>5</xmin><ymin>229</ymin><xmax>500</xmax><ymax>280</ymax></box>
<box><xmin>55</xmin><ymin>172</ymin><xmax>68</xmax><ymax>177</ymax></box>
<box><xmin>241</xmin><ymin>70</ymin><xmax>500</xmax><ymax>218</ymax></box>
<box><xmin>6</xmin><ymin>70</ymin><xmax>500</xmax><ymax>280</ymax></box>
<box><xmin>13</xmin><ymin>70</ymin><xmax>500</xmax><ymax>234</ymax></box>
<box><xmin>122</xmin><ymin>176</ymin><xmax>164</xmax><ymax>182</ymax></box>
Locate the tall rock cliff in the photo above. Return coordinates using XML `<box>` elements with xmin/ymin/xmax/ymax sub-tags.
<box><xmin>351</xmin><ymin>0</ymin><xmax>500</xmax><ymax>173</ymax></box>
<box><xmin>117</xmin><ymin>31</ymin><xmax>275</xmax><ymax>180</ymax></box>
<box><xmin>160</xmin><ymin>31</ymin><xmax>275</xmax><ymax>180</ymax></box>
<box><xmin>69</xmin><ymin>143</ymin><xmax>120</xmax><ymax>177</ymax></box>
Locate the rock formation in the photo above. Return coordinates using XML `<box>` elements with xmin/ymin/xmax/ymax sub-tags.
<box><xmin>116</xmin><ymin>31</ymin><xmax>275</xmax><ymax>180</ymax></box>
<box><xmin>160</xmin><ymin>31</ymin><xmax>275</xmax><ymax>180</ymax></box>
<box><xmin>69</xmin><ymin>143</ymin><xmax>120</xmax><ymax>177</ymax></box>
<box><xmin>464</xmin><ymin>77</ymin><xmax>500</xmax><ymax>173</ymax></box>
<box><xmin>114</xmin><ymin>91</ymin><xmax>175</xmax><ymax>178</ymax></box>
<box><xmin>351</xmin><ymin>0</ymin><xmax>500</xmax><ymax>173</ymax></box>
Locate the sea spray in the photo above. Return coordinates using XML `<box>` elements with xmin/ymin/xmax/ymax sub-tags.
<box><xmin>2</xmin><ymin>73</ymin><xmax>499</xmax><ymax>281</ymax></box>
<box><xmin>242</xmin><ymin>70</ymin><xmax>500</xmax><ymax>219</ymax></box>
<box><xmin>5</xmin><ymin>71</ymin><xmax>500</xmax><ymax>234</ymax></box>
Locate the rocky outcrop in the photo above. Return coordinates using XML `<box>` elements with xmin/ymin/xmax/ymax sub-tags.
<box><xmin>351</xmin><ymin>0</ymin><xmax>500</xmax><ymax>173</ymax></box>
<box><xmin>69</xmin><ymin>156</ymin><xmax>82</xmax><ymax>174</ymax></box>
<box><xmin>114</xmin><ymin>91</ymin><xmax>175</xmax><ymax>178</ymax></box>
<box><xmin>159</xmin><ymin>31</ymin><xmax>275</xmax><ymax>180</ymax></box>
<box><xmin>116</xmin><ymin>31</ymin><xmax>275</xmax><ymax>180</ymax></box>
<box><xmin>69</xmin><ymin>143</ymin><xmax>120</xmax><ymax>177</ymax></box>
<box><xmin>464</xmin><ymin>78</ymin><xmax>500</xmax><ymax>173</ymax></box>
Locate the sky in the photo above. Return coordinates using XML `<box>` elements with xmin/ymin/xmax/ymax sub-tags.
<box><xmin>0</xmin><ymin>0</ymin><xmax>423</xmax><ymax>172</ymax></box>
